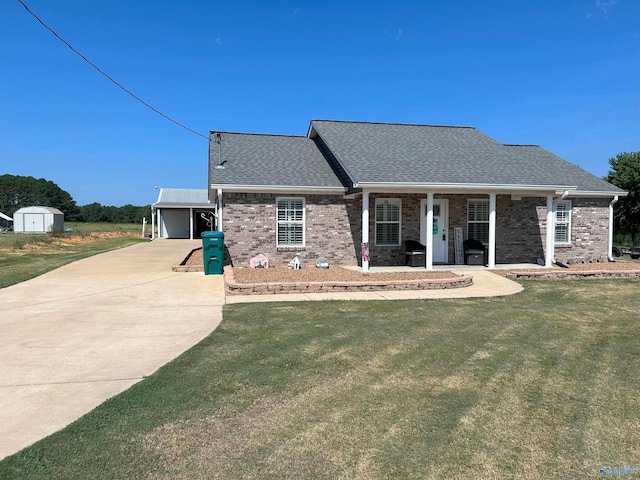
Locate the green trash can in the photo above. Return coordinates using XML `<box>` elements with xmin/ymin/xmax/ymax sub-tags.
<box><xmin>201</xmin><ymin>231</ymin><xmax>225</xmax><ymax>275</ymax></box>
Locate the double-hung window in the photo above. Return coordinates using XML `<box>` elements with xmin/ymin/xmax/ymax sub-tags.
<box><xmin>467</xmin><ymin>199</ymin><xmax>489</xmax><ymax>244</ymax></box>
<box><xmin>375</xmin><ymin>198</ymin><xmax>401</xmax><ymax>246</ymax></box>
<box><xmin>554</xmin><ymin>200</ymin><xmax>571</xmax><ymax>244</ymax></box>
<box><xmin>276</xmin><ymin>197</ymin><xmax>305</xmax><ymax>247</ymax></box>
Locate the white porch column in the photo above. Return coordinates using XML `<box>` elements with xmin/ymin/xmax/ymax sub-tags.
<box><xmin>189</xmin><ymin>207</ymin><xmax>194</xmax><ymax>239</ymax></box>
<box><xmin>158</xmin><ymin>209</ymin><xmax>163</xmax><ymax>238</ymax></box>
<box><xmin>362</xmin><ymin>190</ymin><xmax>370</xmax><ymax>273</ymax></box>
<box><xmin>545</xmin><ymin>194</ymin><xmax>555</xmax><ymax>267</ymax></box>
<box><xmin>426</xmin><ymin>193</ymin><xmax>434</xmax><ymax>271</ymax></box>
<box><xmin>151</xmin><ymin>208</ymin><xmax>155</xmax><ymax>240</ymax></box>
<box><xmin>488</xmin><ymin>193</ymin><xmax>496</xmax><ymax>268</ymax></box>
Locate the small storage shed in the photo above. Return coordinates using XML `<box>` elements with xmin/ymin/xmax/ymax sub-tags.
<box><xmin>151</xmin><ymin>188</ymin><xmax>216</xmax><ymax>239</ymax></box>
<box><xmin>13</xmin><ymin>206</ymin><xmax>64</xmax><ymax>233</ymax></box>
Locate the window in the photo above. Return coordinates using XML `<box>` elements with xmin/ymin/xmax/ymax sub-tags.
<box><xmin>375</xmin><ymin>198</ymin><xmax>401</xmax><ymax>246</ymax></box>
<box><xmin>467</xmin><ymin>199</ymin><xmax>489</xmax><ymax>244</ymax></box>
<box><xmin>554</xmin><ymin>200</ymin><xmax>571</xmax><ymax>244</ymax></box>
<box><xmin>276</xmin><ymin>197</ymin><xmax>305</xmax><ymax>247</ymax></box>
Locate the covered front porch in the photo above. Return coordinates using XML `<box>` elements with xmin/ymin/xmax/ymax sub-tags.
<box><xmin>356</xmin><ymin>189</ymin><xmax>576</xmax><ymax>272</ymax></box>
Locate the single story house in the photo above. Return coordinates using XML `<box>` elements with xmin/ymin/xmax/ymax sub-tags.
<box><xmin>152</xmin><ymin>188</ymin><xmax>217</xmax><ymax>239</ymax></box>
<box><xmin>208</xmin><ymin>120</ymin><xmax>626</xmax><ymax>271</ymax></box>
<box><xmin>13</xmin><ymin>206</ymin><xmax>64</xmax><ymax>234</ymax></box>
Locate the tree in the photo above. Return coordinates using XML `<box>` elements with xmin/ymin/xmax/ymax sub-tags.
<box><xmin>0</xmin><ymin>174</ymin><xmax>80</xmax><ymax>220</ymax></box>
<box><xmin>605</xmin><ymin>151</ymin><xmax>640</xmax><ymax>245</ymax></box>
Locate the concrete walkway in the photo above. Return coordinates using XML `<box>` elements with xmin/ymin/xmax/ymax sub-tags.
<box><xmin>0</xmin><ymin>240</ymin><xmax>523</xmax><ymax>460</ymax></box>
<box><xmin>0</xmin><ymin>240</ymin><xmax>225</xmax><ymax>460</ymax></box>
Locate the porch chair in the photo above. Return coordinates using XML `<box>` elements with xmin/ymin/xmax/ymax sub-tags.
<box><xmin>463</xmin><ymin>239</ymin><xmax>486</xmax><ymax>266</ymax></box>
<box><xmin>405</xmin><ymin>240</ymin><xmax>426</xmax><ymax>267</ymax></box>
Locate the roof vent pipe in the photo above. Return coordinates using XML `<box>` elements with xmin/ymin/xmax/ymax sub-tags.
<box><xmin>214</xmin><ymin>133</ymin><xmax>225</xmax><ymax>169</ymax></box>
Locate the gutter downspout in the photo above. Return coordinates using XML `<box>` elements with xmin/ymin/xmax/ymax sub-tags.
<box><xmin>608</xmin><ymin>195</ymin><xmax>619</xmax><ymax>262</ymax></box>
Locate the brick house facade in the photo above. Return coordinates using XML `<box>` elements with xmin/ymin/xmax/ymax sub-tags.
<box><xmin>209</xmin><ymin>120</ymin><xmax>625</xmax><ymax>270</ymax></box>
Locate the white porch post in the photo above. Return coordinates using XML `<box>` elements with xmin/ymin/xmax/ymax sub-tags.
<box><xmin>545</xmin><ymin>194</ymin><xmax>555</xmax><ymax>267</ymax></box>
<box><xmin>189</xmin><ymin>207</ymin><xmax>194</xmax><ymax>240</ymax></box>
<box><xmin>426</xmin><ymin>193</ymin><xmax>434</xmax><ymax>271</ymax></box>
<box><xmin>488</xmin><ymin>193</ymin><xmax>496</xmax><ymax>268</ymax></box>
<box><xmin>158</xmin><ymin>209</ymin><xmax>163</xmax><ymax>238</ymax></box>
<box><xmin>151</xmin><ymin>208</ymin><xmax>155</xmax><ymax>240</ymax></box>
<box><xmin>362</xmin><ymin>190</ymin><xmax>370</xmax><ymax>273</ymax></box>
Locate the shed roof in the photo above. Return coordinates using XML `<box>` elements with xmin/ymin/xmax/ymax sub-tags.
<box><xmin>0</xmin><ymin>212</ymin><xmax>13</xmax><ymax>222</ymax></box>
<box><xmin>153</xmin><ymin>188</ymin><xmax>211</xmax><ymax>207</ymax></box>
<box><xmin>14</xmin><ymin>206</ymin><xmax>64</xmax><ymax>215</ymax></box>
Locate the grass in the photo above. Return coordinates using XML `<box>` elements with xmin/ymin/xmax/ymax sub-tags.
<box><xmin>1</xmin><ymin>279</ymin><xmax>638</xmax><ymax>479</ymax></box>
<box><xmin>0</xmin><ymin>223</ymin><xmax>148</xmax><ymax>289</ymax></box>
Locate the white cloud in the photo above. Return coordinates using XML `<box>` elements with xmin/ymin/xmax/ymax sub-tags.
<box><xmin>214</xmin><ymin>37</ymin><xmax>223</xmax><ymax>46</ymax></box>
<box><xmin>396</xmin><ymin>28</ymin><xmax>403</xmax><ymax>40</ymax></box>
<box><xmin>596</xmin><ymin>0</ymin><xmax>617</xmax><ymax>14</ymax></box>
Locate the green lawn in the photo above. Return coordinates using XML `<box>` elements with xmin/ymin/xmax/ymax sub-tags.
<box><xmin>0</xmin><ymin>223</ymin><xmax>147</xmax><ymax>289</ymax></box>
<box><xmin>1</xmin><ymin>279</ymin><xmax>638</xmax><ymax>479</ymax></box>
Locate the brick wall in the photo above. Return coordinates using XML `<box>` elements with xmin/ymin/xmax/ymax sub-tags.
<box><xmin>222</xmin><ymin>193</ymin><xmax>358</xmax><ymax>267</ymax></box>
<box><xmin>222</xmin><ymin>193</ymin><xmax>612</xmax><ymax>267</ymax></box>
<box><xmin>554</xmin><ymin>198</ymin><xmax>610</xmax><ymax>264</ymax></box>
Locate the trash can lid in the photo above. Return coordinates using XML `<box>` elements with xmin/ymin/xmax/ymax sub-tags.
<box><xmin>201</xmin><ymin>231</ymin><xmax>224</xmax><ymax>238</ymax></box>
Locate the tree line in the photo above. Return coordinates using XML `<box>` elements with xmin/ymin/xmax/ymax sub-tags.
<box><xmin>0</xmin><ymin>174</ymin><xmax>150</xmax><ymax>224</ymax></box>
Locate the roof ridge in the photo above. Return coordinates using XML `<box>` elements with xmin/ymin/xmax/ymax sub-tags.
<box><xmin>209</xmin><ymin>130</ymin><xmax>306</xmax><ymax>139</ymax></box>
<box><xmin>503</xmin><ymin>143</ymin><xmax>540</xmax><ymax>147</ymax></box>
<box><xmin>311</xmin><ymin>119</ymin><xmax>476</xmax><ymax>129</ymax></box>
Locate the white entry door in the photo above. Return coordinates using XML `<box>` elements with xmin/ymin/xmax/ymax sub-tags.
<box><xmin>420</xmin><ymin>199</ymin><xmax>449</xmax><ymax>264</ymax></box>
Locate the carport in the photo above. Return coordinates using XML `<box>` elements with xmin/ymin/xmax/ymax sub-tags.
<box><xmin>151</xmin><ymin>188</ymin><xmax>216</xmax><ymax>239</ymax></box>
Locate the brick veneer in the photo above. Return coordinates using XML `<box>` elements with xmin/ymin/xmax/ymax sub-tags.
<box><xmin>221</xmin><ymin>193</ymin><xmax>612</xmax><ymax>267</ymax></box>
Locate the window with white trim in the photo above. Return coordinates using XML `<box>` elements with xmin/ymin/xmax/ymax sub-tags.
<box><xmin>276</xmin><ymin>197</ymin><xmax>305</xmax><ymax>247</ymax></box>
<box><xmin>375</xmin><ymin>198</ymin><xmax>401</xmax><ymax>246</ymax></box>
<box><xmin>554</xmin><ymin>200</ymin><xmax>571</xmax><ymax>244</ymax></box>
<box><xmin>467</xmin><ymin>199</ymin><xmax>489</xmax><ymax>244</ymax></box>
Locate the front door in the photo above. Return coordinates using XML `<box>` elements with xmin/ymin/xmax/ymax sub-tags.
<box><xmin>420</xmin><ymin>199</ymin><xmax>449</xmax><ymax>264</ymax></box>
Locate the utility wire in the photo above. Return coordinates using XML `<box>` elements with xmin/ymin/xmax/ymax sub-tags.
<box><xmin>17</xmin><ymin>0</ymin><xmax>208</xmax><ymax>140</ymax></box>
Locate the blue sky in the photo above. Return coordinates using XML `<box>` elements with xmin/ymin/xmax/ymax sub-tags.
<box><xmin>1</xmin><ymin>1</ymin><xmax>638</xmax><ymax>207</ymax></box>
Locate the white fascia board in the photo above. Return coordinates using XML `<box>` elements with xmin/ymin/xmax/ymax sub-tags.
<box><xmin>560</xmin><ymin>190</ymin><xmax>628</xmax><ymax>198</ymax></box>
<box><xmin>355</xmin><ymin>182</ymin><xmax>578</xmax><ymax>195</ymax></box>
<box><xmin>210</xmin><ymin>184</ymin><xmax>346</xmax><ymax>195</ymax></box>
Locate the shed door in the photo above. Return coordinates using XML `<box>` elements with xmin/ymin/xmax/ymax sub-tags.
<box><xmin>25</xmin><ymin>214</ymin><xmax>44</xmax><ymax>232</ymax></box>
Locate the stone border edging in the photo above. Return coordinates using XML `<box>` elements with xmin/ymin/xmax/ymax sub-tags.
<box><xmin>224</xmin><ymin>266</ymin><xmax>473</xmax><ymax>295</ymax></box>
<box><xmin>503</xmin><ymin>269</ymin><xmax>640</xmax><ymax>280</ymax></box>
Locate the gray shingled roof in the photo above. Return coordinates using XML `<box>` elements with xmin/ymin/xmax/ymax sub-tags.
<box><xmin>153</xmin><ymin>188</ymin><xmax>210</xmax><ymax>207</ymax></box>
<box><xmin>309</xmin><ymin>120</ymin><xmax>624</xmax><ymax>194</ymax></box>
<box><xmin>207</xmin><ymin>120</ymin><xmax>624</xmax><ymax>195</ymax></box>
<box><xmin>209</xmin><ymin>132</ymin><xmax>345</xmax><ymax>190</ymax></box>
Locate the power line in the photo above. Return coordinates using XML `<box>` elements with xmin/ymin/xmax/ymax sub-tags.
<box><xmin>17</xmin><ymin>0</ymin><xmax>208</xmax><ymax>140</ymax></box>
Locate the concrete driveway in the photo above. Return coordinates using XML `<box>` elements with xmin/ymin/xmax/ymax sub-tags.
<box><xmin>0</xmin><ymin>239</ymin><xmax>224</xmax><ymax>460</ymax></box>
